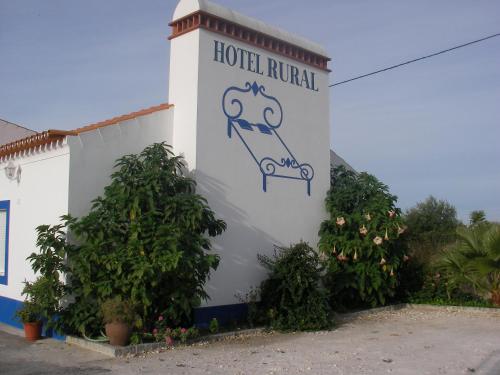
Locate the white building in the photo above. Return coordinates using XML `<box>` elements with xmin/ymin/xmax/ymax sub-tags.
<box><xmin>0</xmin><ymin>0</ymin><xmax>331</xmax><ymax>331</ymax></box>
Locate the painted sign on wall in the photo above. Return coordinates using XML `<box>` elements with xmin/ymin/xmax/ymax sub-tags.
<box><xmin>213</xmin><ymin>40</ymin><xmax>320</xmax><ymax>92</ymax></box>
<box><xmin>222</xmin><ymin>81</ymin><xmax>314</xmax><ymax>195</ymax></box>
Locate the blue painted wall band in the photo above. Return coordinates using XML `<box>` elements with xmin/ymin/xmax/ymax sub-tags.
<box><xmin>193</xmin><ymin>303</ymin><xmax>248</xmax><ymax>328</ymax></box>
<box><xmin>0</xmin><ymin>200</ymin><xmax>10</xmax><ymax>286</ymax></box>
<box><xmin>0</xmin><ymin>295</ymin><xmax>65</xmax><ymax>340</ymax></box>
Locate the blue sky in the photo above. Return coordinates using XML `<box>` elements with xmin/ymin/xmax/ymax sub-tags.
<box><xmin>1</xmin><ymin>0</ymin><xmax>499</xmax><ymax>221</ymax></box>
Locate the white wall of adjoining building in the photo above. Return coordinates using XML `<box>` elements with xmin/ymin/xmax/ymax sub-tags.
<box><xmin>0</xmin><ymin>120</ymin><xmax>36</xmax><ymax>146</ymax></box>
<box><xmin>169</xmin><ymin>26</ymin><xmax>331</xmax><ymax>307</ymax></box>
<box><xmin>0</xmin><ymin>107</ymin><xmax>174</xmax><ymax>305</ymax></box>
<box><xmin>0</xmin><ymin>145</ymin><xmax>70</xmax><ymax>300</ymax></box>
<box><xmin>67</xmin><ymin>109</ymin><xmax>174</xmax><ymax>218</ymax></box>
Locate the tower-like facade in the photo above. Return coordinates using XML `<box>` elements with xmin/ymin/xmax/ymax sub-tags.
<box><xmin>168</xmin><ymin>0</ymin><xmax>331</xmax><ymax>318</ymax></box>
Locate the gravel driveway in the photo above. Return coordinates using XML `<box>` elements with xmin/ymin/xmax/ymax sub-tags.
<box><xmin>1</xmin><ymin>306</ymin><xmax>499</xmax><ymax>375</ymax></box>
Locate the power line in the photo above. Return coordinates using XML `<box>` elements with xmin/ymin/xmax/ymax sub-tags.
<box><xmin>329</xmin><ymin>32</ymin><xmax>500</xmax><ymax>87</ymax></box>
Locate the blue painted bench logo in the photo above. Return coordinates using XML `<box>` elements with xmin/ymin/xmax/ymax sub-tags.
<box><xmin>222</xmin><ymin>81</ymin><xmax>314</xmax><ymax>196</ymax></box>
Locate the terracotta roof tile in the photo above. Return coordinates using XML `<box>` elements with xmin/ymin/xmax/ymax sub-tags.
<box><xmin>0</xmin><ymin>130</ymin><xmax>75</xmax><ymax>159</ymax></box>
<box><xmin>72</xmin><ymin>103</ymin><xmax>173</xmax><ymax>134</ymax></box>
<box><xmin>0</xmin><ymin>103</ymin><xmax>172</xmax><ymax>160</ymax></box>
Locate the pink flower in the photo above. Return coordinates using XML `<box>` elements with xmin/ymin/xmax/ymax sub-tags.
<box><xmin>359</xmin><ymin>225</ymin><xmax>368</xmax><ymax>236</ymax></box>
<box><xmin>388</xmin><ymin>210</ymin><xmax>396</xmax><ymax>218</ymax></box>
<box><xmin>158</xmin><ymin>315</ymin><xmax>164</xmax><ymax>322</ymax></box>
<box><xmin>336</xmin><ymin>217</ymin><xmax>346</xmax><ymax>227</ymax></box>
<box><xmin>336</xmin><ymin>252</ymin><xmax>348</xmax><ymax>262</ymax></box>
<box><xmin>180</xmin><ymin>328</ymin><xmax>187</xmax><ymax>334</ymax></box>
<box><xmin>152</xmin><ymin>328</ymin><xmax>158</xmax><ymax>335</ymax></box>
<box><xmin>165</xmin><ymin>336</ymin><xmax>174</xmax><ymax>346</ymax></box>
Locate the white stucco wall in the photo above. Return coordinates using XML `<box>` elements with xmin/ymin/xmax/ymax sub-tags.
<box><xmin>0</xmin><ymin>107</ymin><xmax>173</xmax><ymax>305</ymax></box>
<box><xmin>169</xmin><ymin>27</ymin><xmax>331</xmax><ymax>306</ymax></box>
<box><xmin>67</xmin><ymin>108</ymin><xmax>174</xmax><ymax>218</ymax></box>
<box><xmin>168</xmin><ymin>31</ymin><xmax>200</xmax><ymax>170</ymax></box>
<box><xmin>0</xmin><ymin>145</ymin><xmax>70</xmax><ymax>300</ymax></box>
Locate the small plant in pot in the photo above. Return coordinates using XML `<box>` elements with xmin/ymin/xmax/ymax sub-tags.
<box><xmin>101</xmin><ymin>297</ymin><xmax>137</xmax><ymax>346</ymax></box>
<box><xmin>15</xmin><ymin>301</ymin><xmax>42</xmax><ymax>341</ymax></box>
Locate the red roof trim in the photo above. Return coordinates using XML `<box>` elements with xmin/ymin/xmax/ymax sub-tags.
<box><xmin>72</xmin><ymin>103</ymin><xmax>173</xmax><ymax>134</ymax></box>
<box><xmin>0</xmin><ymin>103</ymin><xmax>173</xmax><ymax>160</ymax></box>
<box><xmin>169</xmin><ymin>11</ymin><xmax>331</xmax><ymax>72</ymax></box>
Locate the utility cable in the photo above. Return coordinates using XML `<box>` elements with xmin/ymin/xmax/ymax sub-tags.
<box><xmin>329</xmin><ymin>32</ymin><xmax>500</xmax><ymax>87</ymax></box>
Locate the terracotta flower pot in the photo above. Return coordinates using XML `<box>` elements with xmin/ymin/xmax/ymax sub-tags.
<box><xmin>105</xmin><ymin>322</ymin><xmax>132</xmax><ymax>346</ymax></box>
<box><xmin>24</xmin><ymin>321</ymin><xmax>42</xmax><ymax>341</ymax></box>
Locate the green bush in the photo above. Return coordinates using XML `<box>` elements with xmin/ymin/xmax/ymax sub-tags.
<box><xmin>258</xmin><ymin>242</ymin><xmax>331</xmax><ymax>331</ymax></box>
<box><xmin>408</xmin><ymin>271</ymin><xmax>494</xmax><ymax>307</ymax></box>
<box><xmin>404</xmin><ymin>196</ymin><xmax>459</xmax><ymax>265</ymax></box>
<box><xmin>57</xmin><ymin>143</ymin><xmax>226</xmax><ymax>336</ymax></box>
<box><xmin>21</xmin><ymin>276</ymin><xmax>64</xmax><ymax>328</ymax></box>
<box><xmin>319</xmin><ymin>166</ymin><xmax>408</xmax><ymax>308</ymax></box>
<box><xmin>209</xmin><ymin>318</ymin><xmax>219</xmax><ymax>334</ymax></box>
<box><xmin>15</xmin><ymin>301</ymin><xmax>42</xmax><ymax>324</ymax></box>
<box><xmin>101</xmin><ymin>297</ymin><xmax>137</xmax><ymax>325</ymax></box>
<box><xmin>436</xmin><ymin>224</ymin><xmax>500</xmax><ymax>304</ymax></box>
<box><xmin>23</xmin><ymin>224</ymin><xmax>69</xmax><ymax>329</ymax></box>
<box><xmin>393</xmin><ymin>258</ymin><xmax>425</xmax><ymax>302</ymax></box>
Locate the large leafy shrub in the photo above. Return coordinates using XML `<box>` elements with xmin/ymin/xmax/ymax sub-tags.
<box><xmin>257</xmin><ymin>242</ymin><xmax>331</xmax><ymax>331</ymax></box>
<box><xmin>437</xmin><ymin>224</ymin><xmax>500</xmax><ymax>305</ymax></box>
<box><xmin>404</xmin><ymin>196</ymin><xmax>459</xmax><ymax>265</ymax></box>
<box><xmin>319</xmin><ymin>166</ymin><xmax>408</xmax><ymax>308</ymax></box>
<box><xmin>60</xmin><ymin>143</ymin><xmax>226</xmax><ymax>335</ymax></box>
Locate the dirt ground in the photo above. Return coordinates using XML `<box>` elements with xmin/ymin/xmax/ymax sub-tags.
<box><xmin>1</xmin><ymin>306</ymin><xmax>499</xmax><ymax>375</ymax></box>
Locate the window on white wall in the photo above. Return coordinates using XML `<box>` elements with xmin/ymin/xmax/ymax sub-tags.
<box><xmin>0</xmin><ymin>200</ymin><xmax>9</xmax><ymax>285</ymax></box>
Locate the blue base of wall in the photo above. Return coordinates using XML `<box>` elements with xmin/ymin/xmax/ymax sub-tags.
<box><xmin>0</xmin><ymin>295</ymin><xmax>65</xmax><ymax>340</ymax></box>
<box><xmin>193</xmin><ymin>303</ymin><xmax>248</xmax><ymax>328</ymax></box>
<box><xmin>2</xmin><ymin>294</ymin><xmax>246</xmax><ymax>336</ymax></box>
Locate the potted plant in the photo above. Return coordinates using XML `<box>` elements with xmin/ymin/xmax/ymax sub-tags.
<box><xmin>101</xmin><ymin>297</ymin><xmax>136</xmax><ymax>346</ymax></box>
<box><xmin>15</xmin><ymin>301</ymin><xmax>42</xmax><ymax>341</ymax></box>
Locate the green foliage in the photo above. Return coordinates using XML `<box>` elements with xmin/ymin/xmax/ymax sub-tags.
<box><xmin>235</xmin><ymin>287</ymin><xmax>260</xmax><ymax>328</ymax></box>
<box><xmin>258</xmin><ymin>242</ymin><xmax>331</xmax><ymax>331</ymax></box>
<box><xmin>60</xmin><ymin>143</ymin><xmax>226</xmax><ymax>335</ymax></box>
<box><xmin>22</xmin><ymin>224</ymin><xmax>69</xmax><ymax>328</ymax></box>
<box><xmin>209</xmin><ymin>318</ymin><xmax>219</xmax><ymax>334</ymax></box>
<box><xmin>404</xmin><ymin>196</ymin><xmax>459</xmax><ymax>264</ymax></box>
<box><xmin>470</xmin><ymin>210</ymin><xmax>487</xmax><ymax>226</ymax></box>
<box><xmin>101</xmin><ymin>297</ymin><xmax>137</xmax><ymax>325</ymax></box>
<box><xmin>437</xmin><ymin>224</ymin><xmax>500</xmax><ymax>300</ymax></box>
<box><xmin>319</xmin><ymin>166</ymin><xmax>408</xmax><ymax>308</ymax></box>
<box><xmin>152</xmin><ymin>316</ymin><xmax>199</xmax><ymax>344</ymax></box>
<box><xmin>408</xmin><ymin>271</ymin><xmax>495</xmax><ymax>307</ymax></box>
<box><xmin>15</xmin><ymin>301</ymin><xmax>42</xmax><ymax>324</ymax></box>
<box><xmin>21</xmin><ymin>276</ymin><xmax>65</xmax><ymax>328</ymax></box>
<box><xmin>393</xmin><ymin>258</ymin><xmax>425</xmax><ymax>302</ymax></box>
<box><xmin>409</xmin><ymin>297</ymin><xmax>496</xmax><ymax>308</ymax></box>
